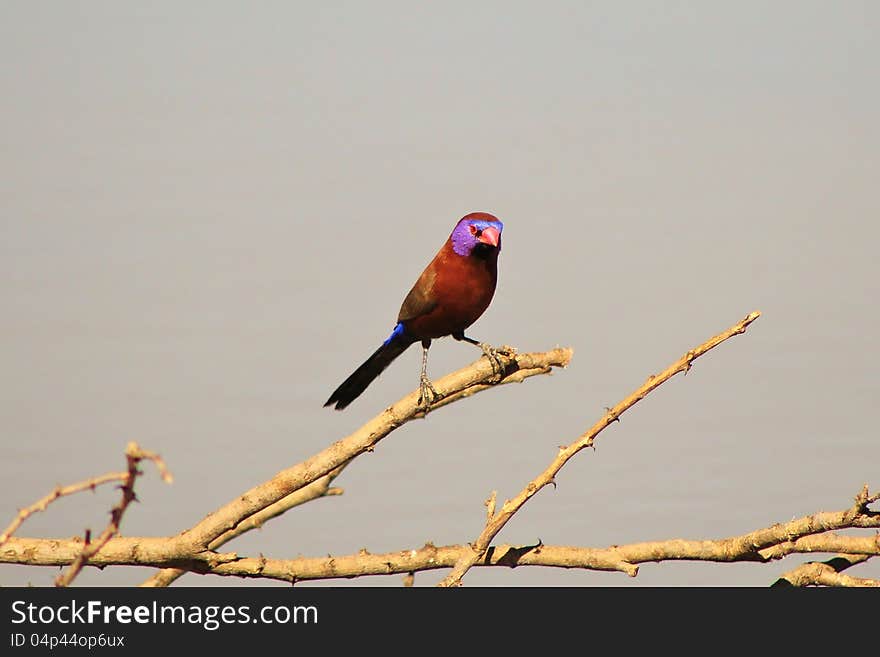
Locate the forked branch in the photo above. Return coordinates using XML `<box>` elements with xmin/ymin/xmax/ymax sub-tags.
<box><xmin>438</xmin><ymin>311</ymin><xmax>762</xmax><ymax>586</ymax></box>
<box><xmin>2</xmin><ymin>485</ymin><xmax>875</xmax><ymax>583</ymax></box>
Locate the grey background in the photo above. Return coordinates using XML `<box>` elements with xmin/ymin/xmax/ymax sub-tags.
<box><xmin>2</xmin><ymin>1</ymin><xmax>877</xmax><ymax>587</ymax></box>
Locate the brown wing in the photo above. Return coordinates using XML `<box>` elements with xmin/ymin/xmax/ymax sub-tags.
<box><xmin>397</xmin><ymin>265</ymin><xmax>437</xmax><ymax>322</ymax></box>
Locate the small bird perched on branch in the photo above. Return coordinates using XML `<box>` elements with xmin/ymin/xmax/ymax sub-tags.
<box><xmin>325</xmin><ymin>212</ymin><xmax>506</xmax><ymax>411</ymax></box>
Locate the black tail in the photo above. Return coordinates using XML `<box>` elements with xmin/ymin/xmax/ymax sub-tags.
<box><xmin>324</xmin><ymin>336</ymin><xmax>414</xmax><ymax>410</ymax></box>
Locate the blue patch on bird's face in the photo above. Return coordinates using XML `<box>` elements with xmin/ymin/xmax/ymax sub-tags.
<box><xmin>383</xmin><ymin>322</ymin><xmax>406</xmax><ymax>345</ymax></box>
<box><xmin>450</xmin><ymin>216</ymin><xmax>504</xmax><ymax>257</ymax></box>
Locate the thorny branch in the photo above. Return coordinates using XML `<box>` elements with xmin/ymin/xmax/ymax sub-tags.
<box><xmin>3</xmin><ymin>311</ymin><xmax>877</xmax><ymax>587</ymax></box>
<box><xmin>1</xmin><ymin>486</ymin><xmax>876</xmax><ymax>583</ymax></box>
<box><xmin>438</xmin><ymin>311</ymin><xmax>762</xmax><ymax>586</ymax></box>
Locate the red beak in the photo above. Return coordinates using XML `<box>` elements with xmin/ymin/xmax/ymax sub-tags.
<box><xmin>478</xmin><ymin>226</ymin><xmax>500</xmax><ymax>247</ymax></box>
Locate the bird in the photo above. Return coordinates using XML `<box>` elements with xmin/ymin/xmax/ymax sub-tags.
<box><xmin>325</xmin><ymin>212</ymin><xmax>506</xmax><ymax>411</ymax></box>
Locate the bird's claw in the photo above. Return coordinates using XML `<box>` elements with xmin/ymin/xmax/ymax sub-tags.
<box><xmin>418</xmin><ymin>375</ymin><xmax>442</xmax><ymax>412</ymax></box>
<box><xmin>478</xmin><ymin>342</ymin><xmax>509</xmax><ymax>382</ymax></box>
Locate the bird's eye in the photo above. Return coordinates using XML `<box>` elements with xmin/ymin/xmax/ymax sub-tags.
<box><xmin>469</xmin><ymin>224</ymin><xmax>478</xmax><ymax>235</ymax></box>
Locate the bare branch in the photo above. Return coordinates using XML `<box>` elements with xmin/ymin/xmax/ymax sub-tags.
<box><xmin>1</xmin><ymin>473</ymin><xmax>128</xmax><ymax>547</ymax></box>
<box><xmin>1</xmin><ymin>442</ymin><xmax>171</xmax><ymax>550</ymax></box>
<box><xmin>484</xmin><ymin>491</ymin><xmax>497</xmax><ymax>521</ymax></box>
<box><xmin>173</xmin><ymin>347</ymin><xmax>573</xmax><ymax>554</ymax></box>
<box><xmin>135</xmin><ymin>348</ymin><xmax>568</xmax><ymax>586</ymax></box>
<box><xmin>773</xmin><ymin>554</ymin><xmax>880</xmax><ymax>587</ymax></box>
<box><xmin>438</xmin><ymin>311</ymin><xmax>761</xmax><ymax>586</ymax></box>
<box><xmin>5</xmin><ymin>485</ymin><xmax>875</xmax><ymax>585</ymax></box>
<box><xmin>53</xmin><ymin>442</ymin><xmax>171</xmax><ymax>587</ymax></box>
<box><xmin>760</xmin><ymin>533</ymin><xmax>880</xmax><ymax>560</ymax></box>
<box><xmin>2</xmin><ymin>347</ymin><xmax>570</xmax><ymax>587</ymax></box>
<box><xmin>139</xmin><ymin>466</ymin><xmax>346</xmax><ymax>587</ymax></box>
<box><xmin>11</xmin><ymin>326</ymin><xmax>873</xmax><ymax>588</ymax></box>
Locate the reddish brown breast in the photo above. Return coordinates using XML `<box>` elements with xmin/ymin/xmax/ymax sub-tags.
<box><xmin>399</xmin><ymin>241</ymin><xmax>498</xmax><ymax>340</ymax></box>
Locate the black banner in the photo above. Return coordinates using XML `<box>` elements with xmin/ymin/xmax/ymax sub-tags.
<box><xmin>0</xmin><ymin>586</ymin><xmax>867</xmax><ymax>651</ymax></box>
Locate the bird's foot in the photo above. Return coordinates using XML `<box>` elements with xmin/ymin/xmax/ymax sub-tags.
<box><xmin>478</xmin><ymin>342</ymin><xmax>513</xmax><ymax>382</ymax></box>
<box><xmin>418</xmin><ymin>374</ymin><xmax>442</xmax><ymax>412</ymax></box>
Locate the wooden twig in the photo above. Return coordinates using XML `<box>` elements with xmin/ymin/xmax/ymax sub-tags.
<box><xmin>3</xmin><ymin>347</ymin><xmax>570</xmax><ymax>587</ymax></box>
<box><xmin>53</xmin><ymin>442</ymin><xmax>171</xmax><ymax>586</ymax></box>
<box><xmin>139</xmin><ymin>466</ymin><xmax>345</xmax><ymax>587</ymax></box>
<box><xmin>5</xmin><ymin>485</ymin><xmax>875</xmax><ymax>584</ymax></box>
<box><xmin>438</xmin><ymin>310</ymin><xmax>762</xmax><ymax>586</ymax></box>
<box><xmin>773</xmin><ymin>554</ymin><xmax>880</xmax><ymax>587</ymax></box>
<box><xmin>173</xmin><ymin>348</ymin><xmax>572</xmax><ymax>555</ymax></box>
<box><xmin>138</xmin><ymin>348</ymin><xmax>568</xmax><ymax>586</ymax></box>
<box><xmin>1</xmin><ymin>473</ymin><xmax>129</xmax><ymax>547</ymax></box>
